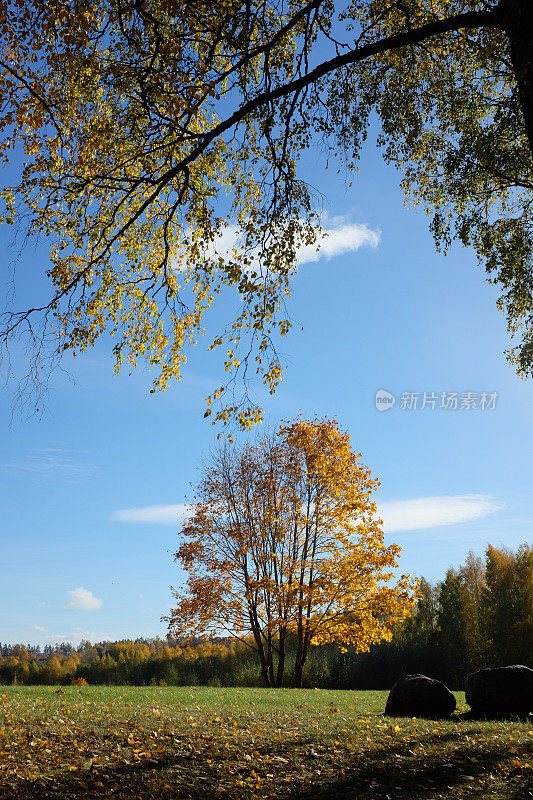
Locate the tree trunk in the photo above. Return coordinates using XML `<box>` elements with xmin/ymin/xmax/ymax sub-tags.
<box><xmin>294</xmin><ymin>658</ymin><xmax>304</xmax><ymax>689</ymax></box>
<box><xmin>294</xmin><ymin>623</ymin><xmax>304</xmax><ymax>688</ymax></box>
<box><xmin>249</xmin><ymin>610</ymin><xmax>273</xmax><ymax>687</ymax></box>
<box><xmin>294</xmin><ymin>630</ymin><xmax>312</xmax><ymax>688</ymax></box>
<box><xmin>276</xmin><ymin>629</ymin><xmax>286</xmax><ymax>687</ymax></box>
<box><xmin>251</xmin><ymin>623</ymin><xmax>271</xmax><ymax>687</ymax></box>
<box><xmin>294</xmin><ymin>629</ymin><xmax>307</xmax><ymax>688</ymax></box>
<box><xmin>500</xmin><ymin>0</ymin><xmax>533</xmax><ymax>156</ymax></box>
<box><xmin>265</xmin><ymin>628</ymin><xmax>274</xmax><ymax>686</ymax></box>
<box><xmin>260</xmin><ymin>663</ymin><xmax>270</xmax><ymax>686</ymax></box>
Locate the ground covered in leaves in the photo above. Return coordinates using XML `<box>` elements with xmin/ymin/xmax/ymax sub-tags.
<box><xmin>0</xmin><ymin>686</ymin><xmax>532</xmax><ymax>799</ymax></box>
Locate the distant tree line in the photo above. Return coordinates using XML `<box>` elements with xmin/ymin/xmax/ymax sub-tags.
<box><xmin>1</xmin><ymin>544</ymin><xmax>531</xmax><ymax>689</ymax></box>
<box><xmin>388</xmin><ymin>542</ymin><xmax>533</xmax><ymax>688</ymax></box>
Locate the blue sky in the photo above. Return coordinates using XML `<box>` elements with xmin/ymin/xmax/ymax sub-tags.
<box><xmin>1</xmin><ymin>130</ymin><xmax>532</xmax><ymax>648</ymax></box>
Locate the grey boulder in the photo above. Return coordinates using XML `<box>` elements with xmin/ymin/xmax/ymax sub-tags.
<box><xmin>465</xmin><ymin>665</ymin><xmax>533</xmax><ymax>718</ymax></box>
<box><xmin>385</xmin><ymin>674</ymin><xmax>456</xmax><ymax>718</ymax></box>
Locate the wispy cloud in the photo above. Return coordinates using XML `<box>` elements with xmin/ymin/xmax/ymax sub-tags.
<box><xmin>378</xmin><ymin>494</ymin><xmax>505</xmax><ymax>533</ymax></box>
<box><xmin>111</xmin><ymin>503</ymin><xmax>192</xmax><ymax>525</ymax></box>
<box><xmin>31</xmin><ymin>624</ymin><xmax>47</xmax><ymax>632</ymax></box>
<box><xmin>204</xmin><ymin>216</ymin><xmax>380</xmax><ymax>268</ymax></box>
<box><xmin>67</xmin><ymin>587</ymin><xmax>103</xmax><ymax>611</ymax></box>
<box><xmin>110</xmin><ymin>495</ymin><xmax>503</xmax><ymax>534</ymax></box>
<box><xmin>45</xmin><ymin>628</ymin><xmax>110</xmax><ymax>646</ymax></box>
<box><xmin>1</xmin><ymin>448</ymin><xmax>95</xmax><ymax>484</ymax></box>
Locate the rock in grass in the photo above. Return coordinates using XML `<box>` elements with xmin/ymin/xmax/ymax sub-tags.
<box><xmin>465</xmin><ymin>665</ymin><xmax>533</xmax><ymax>718</ymax></box>
<box><xmin>384</xmin><ymin>674</ymin><xmax>456</xmax><ymax>718</ymax></box>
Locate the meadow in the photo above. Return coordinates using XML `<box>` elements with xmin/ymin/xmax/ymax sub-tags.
<box><xmin>0</xmin><ymin>686</ymin><xmax>531</xmax><ymax>799</ymax></box>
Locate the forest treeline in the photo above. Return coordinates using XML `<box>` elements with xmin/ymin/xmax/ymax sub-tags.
<box><xmin>1</xmin><ymin>544</ymin><xmax>531</xmax><ymax>689</ymax></box>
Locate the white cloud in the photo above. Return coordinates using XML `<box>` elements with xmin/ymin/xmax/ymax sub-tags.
<box><xmin>111</xmin><ymin>503</ymin><xmax>192</xmax><ymax>525</ymax></box>
<box><xmin>67</xmin><ymin>587</ymin><xmax>103</xmax><ymax>611</ymax></box>
<box><xmin>203</xmin><ymin>217</ymin><xmax>380</xmax><ymax>268</ymax></box>
<box><xmin>296</xmin><ymin>220</ymin><xmax>380</xmax><ymax>264</ymax></box>
<box><xmin>378</xmin><ymin>494</ymin><xmax>505</xmax><ymax>533</ymax></box>
<box><xmin>31</xmin><ymin>624</ymin><xmax>47</xmax><ymax>632</ymax></box>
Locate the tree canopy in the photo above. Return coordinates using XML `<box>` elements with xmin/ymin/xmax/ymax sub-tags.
<box><xmin>166</xmin><ymin>417</ymin><xmax>417</xmax><ymax>687</ymax></box>
<box><xmin>1</xmin><ymin>0</ymin><xmax>532</xmax><ymax>425</ymax></box>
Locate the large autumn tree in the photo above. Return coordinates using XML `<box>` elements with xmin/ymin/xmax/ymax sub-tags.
<box><xmin>0</xmin><ymin>0</ymin><xmax>531</xmax><ymax>425</ymax></box>
<box><xmin>166</xmin><ymin>417</ymin><xmax>417</xmax><ymax>687</ymax></box>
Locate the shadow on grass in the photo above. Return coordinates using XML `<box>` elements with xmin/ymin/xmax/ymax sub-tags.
<box><xmin>1</xmin><ymin>728</ymin><xmax>532</xmax><ymax>800</ymax></box>
<box><xmin>458</xmin><ymin>711</ymin><xmax>533</xmax><ymax>722</ymax></box>
<box><xmin>290</xmin><ymin>732</ymin><xmax>533</xmax><ymax>800</ymax></box>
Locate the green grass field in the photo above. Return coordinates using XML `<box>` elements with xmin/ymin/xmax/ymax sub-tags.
<box><xmin>1</xmin><ymin>686</ymin><xmax>532</xmax><ymax>799</ymax></box>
